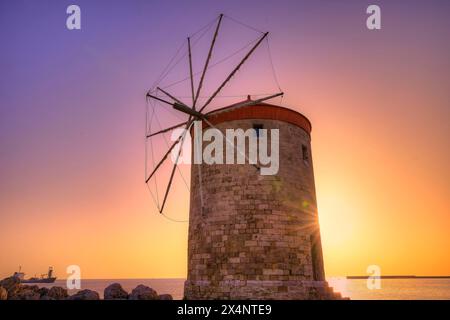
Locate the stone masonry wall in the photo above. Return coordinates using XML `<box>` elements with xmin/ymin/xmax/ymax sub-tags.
<box><xmin>184</xmin><ymin>118</ymin><xmax>339</xmax><ymax>299</ymax></box>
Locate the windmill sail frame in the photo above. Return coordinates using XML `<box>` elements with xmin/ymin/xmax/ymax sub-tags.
<box><xmin>145</xmin><ymin>14</ymin><xmax>283</xmax><ymax>215</ymax></box>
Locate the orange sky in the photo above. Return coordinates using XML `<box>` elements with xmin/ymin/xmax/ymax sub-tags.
<box><xmin>1</xmin><ymin>1</ymin><xmax>449</xmax><ymax>279</ymax></box>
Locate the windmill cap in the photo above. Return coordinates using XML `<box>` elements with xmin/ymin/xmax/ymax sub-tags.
<box><xmin>204</xmin><ymin>99</ymin><xmax>312</xmax><ymax>134</ymax></box>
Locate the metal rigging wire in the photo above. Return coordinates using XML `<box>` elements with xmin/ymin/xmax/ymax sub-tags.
<box><xmin>160</xmin><ymin>37</ymin><xmax>260</xmax><ymax>90</ymax></box>
<box><xmin>223</xmin><ymin>14</ymin><xmax>265</xmax><ymax>34</ymax></box>
<box><xmin>265</xmin><ymin>36</ymin><xmax>282</xmax><ymax>92</ymax></box>
<box><xmin>150</xmin><ymin>105</ymin><xmax>190</xmax><ymax>192</ymax></box>
<box><xmin>149</xmin><ymin>17</ymin><xmax>217</xmax><ymax>93</ymax></box>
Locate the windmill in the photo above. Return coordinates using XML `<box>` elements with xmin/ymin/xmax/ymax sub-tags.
<box><xmin>144</xmin><ymin>14</ymin><xmax>344</xmax><ymax>300</ymax></box>
<box><xmin>145</xmin><ymin>14</ymin><xmax>283</xmax><ymax>219</ymax></box>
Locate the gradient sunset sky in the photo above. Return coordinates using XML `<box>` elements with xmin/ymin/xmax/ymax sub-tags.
<box><xmin>1</xmin><ymin>0</ymin><xmax>449</xmax><ymax>279</ymax></box>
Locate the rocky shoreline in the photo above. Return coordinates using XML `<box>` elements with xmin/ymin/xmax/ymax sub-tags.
<box><xmin>0</xmin><ymin>276</ymin><xmax>173</xmax><ymax>300</ymax></box>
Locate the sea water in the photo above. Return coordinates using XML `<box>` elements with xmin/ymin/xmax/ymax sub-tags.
<box><xmin>35</xmin><ymin>278</ymin><xmax>450</xmax><ymax>300</ymax></box>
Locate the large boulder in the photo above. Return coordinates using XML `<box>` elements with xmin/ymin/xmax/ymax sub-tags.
<box><xmin>158</xmin><ymin>294</ymin><xmax>173</xmax><ymax>300</ymax></box>
<box><xmin>37</xmin><ymin>287</ymin><xmax>50</xmax><ymax>298</ymax></box>
<box><xmin>0</xmin><ymin>277</ymin><xmax>20</xmax><ymax>298</ymax></box>
<box><xmin>22</xmin><ymin>285</ymin><xmax>39</xmax><ymax>292</ymax></box>
<box><xmin>47</xmin><ymin>286</ymin><xmax>69</xmax><ymax>300</ymax></box>
<box><xmin>10</xmin><ymin>287</ymin><xmax>40</xmax><ymax>300</ymax></box>
<box><xmin>68</xmin><ymin>289</ymin><xmax>100</xmax><ymax>300</ymax></box>
<box><xmin>104</xmin><ymin>283</ymin><xmax>128</xmax><ymax>300</ymax></box>
<box><xmin>11</xmin><ymin>288</ymin><xmax>41</xmax><ymax>300</ymax></box>
<box><xmin>0</xmin><ymin>286</ymin><xmax>7</xmax><ymax>300</ymax></box>
<box><xmin>129</xmin><ymin>285</ymin><xmax>158</xmax><ymax>300</ymax></box>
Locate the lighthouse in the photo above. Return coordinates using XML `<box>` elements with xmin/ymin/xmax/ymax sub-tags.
<box><xmin>184</xmin><ymin>98</ymin><xmax>343</xmax><ymax>299</ymax></box>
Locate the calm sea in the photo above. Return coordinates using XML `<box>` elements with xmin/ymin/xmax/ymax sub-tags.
<box><xmin>36</xmin><ymin>278</ymin><xmax>450</xmax><ymax>300</ymax></box>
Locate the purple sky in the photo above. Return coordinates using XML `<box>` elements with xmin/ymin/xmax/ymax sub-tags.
<box><xmin>1</xmin><ymin>1</ymin><xmax>449</xmax><ymax>278</ymax></box>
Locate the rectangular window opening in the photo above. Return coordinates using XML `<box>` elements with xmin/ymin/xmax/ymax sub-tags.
<box><xmin>302</xmin><ymin>144</ymin><xmax>309</xmax><ymax>162</ymax></box>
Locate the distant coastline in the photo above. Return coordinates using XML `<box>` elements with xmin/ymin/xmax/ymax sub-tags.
<box><xmin>346</xmin><ymin>275</ymin><xmax>450</xmax><ymax>279</ymax></box>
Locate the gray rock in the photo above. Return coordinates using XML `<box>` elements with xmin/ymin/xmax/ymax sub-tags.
<box><xmin>68</xmin><ymin>289</ymin><xmax>100</xmax><ymax>300</ymax></box>
<box><xmin>37</xmin><ymin>287</ymin><xmax>50</xmax><ymax>297</ymax></box>
<box><xmin>22</xmin><ymin>285</ymin><xmax>39</xmax><ymax>292</ymax></box>
<box><xmin>10</xmin><ymin>284</ymin><xmax>41</xmax><ymax>300</ymax></box>
<box><xmin>10</xmin><ymin>288</ymin><xmax>40</xmax><ymax>300</ymax></box>
<box><xmin>40</xmin><ymin>295</ymin><xmax>55</xmax><ymax>300</ymax></box>
<box><xmin>0</xmin><ymin>277</ymin><xmax>20</xmax><ymax>298</ymax></box>
<box><xmin>158</xmin><ymin>294</ymin><xmax>173</xmax><ymax>300</ymax></box>
<box><xmin>0</xmin><ymin>286</ymin><xmax>7</xmax><ymax>300</ymax></box>
<box><xmin>129</xmin><ymin>285</ymin><xmax>158</xmax><ymax>300</ymax></box>
<box><xmin>104</xmin><ymin>283</ymin><xmax>128</xmax><ymax>300</ymax></box>
<box><xmin>47</xmin><ymin>286</ymin><xmax>69</xmax><ymax>300</ymax></box>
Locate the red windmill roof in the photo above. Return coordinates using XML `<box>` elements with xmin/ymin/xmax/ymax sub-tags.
<box><xmin>204</xmin><ymin>95</ymin><xmax>312</xmax><ymax>134</ymax></box>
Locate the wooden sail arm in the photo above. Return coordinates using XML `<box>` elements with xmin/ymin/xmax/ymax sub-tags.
<box><xmin>198</xmin><ymin>32</ymin><xmax>269</xmax><ymax>114</ymax></box>
<box><xmin>147</xmin><ymin>93</ymin><xmax>174</xmax><ymax>107</ymax></box>
<box><xmin>156</xmin><ymin>87</ymin><xmax>188</xmax><ymax>107</ymax></box>
<box><xmin>145</xmin><ymin>135</ymin><xmax>182</xmax><ymax>183</ymax></box>
<box><xmin>173</xmin><ymin>103</ymin><xmax>206</xmax><ymax>119</ymax></box>
<box><xmin>187</xmin><ymin>37</ymin><xmax>195</xmax><ymax>108</ymax></box>
<box><xmin>159</xmin><ymin>121</ymin><xmax>193</xmax><ymax>214</ymax></box>
<box><xmin>156</xmin><ymin>87</ymin><xmax>207</xmax><ymax>119</ymax></box>
<box><xmin>146</xmin><ymin>121</ymin><xmax>188</xmax><ymax>138</ymax></box>
<box><xmin>206</xmin><ymin>92</ymin><xmax>284</xmax><ymax>112</ymax></box>
<box><xmin>146</xmin><ymin>89</ymin><xmax>200</xmax><ymax>139</ymax></box>
<box><xmin>193</xmin><ymin>14</ymin><xmax>223</xmax><ymax>108</ymax></box>
<box><xmin>159</xmin><ymin>159</ymin><xmax>177</xmax><ymax>214</ymax></box>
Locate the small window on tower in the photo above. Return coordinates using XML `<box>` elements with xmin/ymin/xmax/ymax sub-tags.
<box><xmin>253</xmin><ymin>124</ymin><xmax>263</xmax><ymax>138</ymax></box>
<box><xmin>302</xmin><ymin>144</ymin><xmax>309</xmax><ymax>163</ymax></box>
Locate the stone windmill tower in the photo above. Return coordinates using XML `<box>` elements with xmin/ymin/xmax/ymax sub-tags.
<box><xmin>184</xmin><ymin>100</ymin><xmax>342</xmax><ymax>300</ymax></box>
<box><xmin>145</xmin><ymin>15</ymin><xmax>343</xmax><ymax>300</ymax></box>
